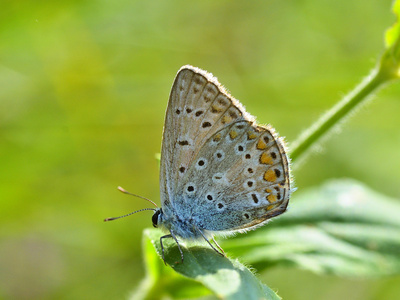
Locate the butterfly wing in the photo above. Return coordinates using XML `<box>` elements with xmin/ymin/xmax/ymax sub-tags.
<box><xmin>160</xmin><ymin>66</ymin><xmax>251</xmax><ymax>209</ymax></box>
<box><xmin>160</xmin><ymin>65</ymin><xmax>291</xmax><ymax>232</ymax></box>
<box><xmin>177</xmin><ymin>120</ymin><xmax>291</xmax><ymax>233</ymax></box>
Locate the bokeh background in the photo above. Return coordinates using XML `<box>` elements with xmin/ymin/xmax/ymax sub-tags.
<box><xmin>1</xmin><ymin>0</ymin><xmax>400</xmax><ymax>299</ymax></box>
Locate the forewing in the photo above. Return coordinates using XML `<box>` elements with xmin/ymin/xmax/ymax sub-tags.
<box><xmin>160</xmin><ymin>66</ymin><xmax>253</xmax><ymax>208</ymax></box>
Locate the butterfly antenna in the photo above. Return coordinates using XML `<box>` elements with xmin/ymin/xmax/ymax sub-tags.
<box><xmin>117</xmin><ymin>186</ymin><xmax>158</xmax><ymax>207</ymax></box>
<box><xmin>104</xmin><ymin>208</ymin><xmax>156</xmax><ymax>222</ymax></box>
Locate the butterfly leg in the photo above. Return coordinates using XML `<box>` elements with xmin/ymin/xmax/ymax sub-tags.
<box><xmin>196</xmin><ymin>227</ymin><xmax>225</xmax><ymax>257</ymax></box>
<box><xmin>160</xmin><ymin>234</ymin><xmax>171</xmax><ymax>265</ymax></box>
<box><xmin>170</xmin><ymin>230</ymin><xmax>184</xmax><ymax>263</ymax></box>
<box><xmin>211</xmin><ymin>236</ymin><xmax>225</xmax><ymax>256</ymax></box>
<box><xmin>160</xmin><ymin>231</ymin><xmax>184</xmax><ymax>265</ymax></box>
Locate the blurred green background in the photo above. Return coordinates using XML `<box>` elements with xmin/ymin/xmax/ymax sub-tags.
<box><xmin>1</xmin><ymin>0</ymin><xmax>400</xmax><ymax>299</ymax></box>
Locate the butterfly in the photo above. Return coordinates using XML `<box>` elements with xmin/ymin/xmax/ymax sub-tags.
<box><xmin>106</xmin><ymin>65</ymin><xmax>292</xmax><ymax>264</ymax></box>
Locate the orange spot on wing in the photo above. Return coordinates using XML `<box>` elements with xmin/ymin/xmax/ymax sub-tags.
<box><xmin>222</xmin><ymin>115</ymin><xmax>232</xmax><ymax>124</ymax></box>
<box><xmin>247</xmin><ymin>131</ymin><xmax>257</xmax><ymax>140</ymax></box>
<box><xmin>260</xmin><ymin>152</ymin><xmax>273</xmax><ymax>164</ymax></box>
<box><xmin>211</xmin><ymin>104</ymin><xmax>223</xmax><ymax>113</ymax></box>
<box><xmin>263</xmin><ymin>169</ymin><xmax>277</xmax><ymax>182</ymax></box>
<box><xmin>256</xmin><ymin>139</ymin><xmax>267</xmax><ymax>150</ymax></box>
<box><xmin>267</xmin><ymin>194</ymin><xmax>277</xmax><ymax>203</ymax></box>
<box><xmin>229</xmin><ymin>130</ymin><xmax>238</xmax><ymax>139</ymax></box>
<box><xmin>213</xmin><ymin>133</ymin><xmax>222</xmax><ymax>142</ymax></box>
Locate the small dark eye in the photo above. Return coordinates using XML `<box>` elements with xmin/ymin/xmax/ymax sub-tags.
<box><xmin>152</xmin><ymin>210</ymin><xmax>161</xmax><ymax>228</ymax></box>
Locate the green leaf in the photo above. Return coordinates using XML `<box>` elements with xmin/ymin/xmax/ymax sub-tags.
<box><xmin>223</xmin><ymin>179</ymin><xmax>400</xmax><ymax>278</ymax></box>
<box><xmin>138</xmin><ymin>229</ymin><xmax>281</xmax><ymax>300</ymax></box>
<box><xmin>134</xmin><ymin>180</ymin><xmax>400</xmax><ymax>298</ymax></box>
<box><xmin>130</xmin><ymin>230</ymin><xmax>212</xmax><ymax>299</ymax></box>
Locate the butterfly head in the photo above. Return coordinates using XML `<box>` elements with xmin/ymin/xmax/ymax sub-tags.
<box><xmin>152</xmin><ymin>208</ymin><xmax>163</xmax><ymax>228</ymax></box>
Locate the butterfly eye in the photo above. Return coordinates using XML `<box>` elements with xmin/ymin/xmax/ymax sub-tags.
<box><xmin>152</xmin><ymin>210</ymin><xmax>162</xmax><ymax>228</ymax></box>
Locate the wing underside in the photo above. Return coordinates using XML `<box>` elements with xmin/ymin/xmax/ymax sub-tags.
<box><xmin>159</xmin><ymin>66</ymin><xmax>291</xmax><ymax>231</ymax></box>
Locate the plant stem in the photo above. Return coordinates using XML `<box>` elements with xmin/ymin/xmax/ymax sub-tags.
<box><xmin>290</xmin><ymin>61</ymin><xmax>395</xmax><ymax>164</ymax></box>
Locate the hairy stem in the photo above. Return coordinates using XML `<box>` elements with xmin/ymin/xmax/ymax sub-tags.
<box><xmin>290</xmin><ymin>58</ymin><xmax>396</xmax><ymax>165</ymax></box>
